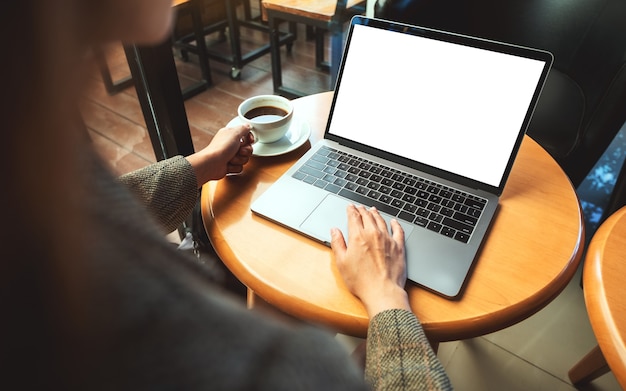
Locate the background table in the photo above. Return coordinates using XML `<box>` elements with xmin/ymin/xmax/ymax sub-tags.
<box><xmin>569</xmin><ymin>205</ymin><xmax>626</xmax><ymax>388</ymax></box>
<box><xmin>201</xmin><ymin>91</ymin><xmax>584</xmax><ymax>342</ymax></box>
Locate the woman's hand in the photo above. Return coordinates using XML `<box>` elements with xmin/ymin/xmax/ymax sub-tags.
<box><xmin>186</xmin><ymin>124</ymin><xmax>255</xmax><ymax>187</ymax></box>
<box><xmin>330</xmin><ymin>204</ymin><xmax>411</xmax><ymax>318</ymax></box>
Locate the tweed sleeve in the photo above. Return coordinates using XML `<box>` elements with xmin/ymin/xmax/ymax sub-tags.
<box><xmin>365</xmin><ymin>309</ymin><xmax>453</xmax><ymax>391</ymax></box>
<box><xmin>118</xmin><ymin>156</ymin><xmax>198</xmax><ymax>234</ymax></box>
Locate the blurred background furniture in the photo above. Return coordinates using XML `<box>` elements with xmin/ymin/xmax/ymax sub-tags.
<box><xmin>173</xmin><ymin>0</ymin><xmax>294</xmax><ymax>80</ymax></box>
<box><xmin>94</xmin><ymin>47</ymin><xmax>134</xmax><ymax>95</ymax></box>
<box><xmin>171</xmin><ymin>0</ymin><xmax>214</xmax><ymax>98</ymax></box>
<box><xmin>374</xmin><ymin>0</ymin><xmax>626</xmax><ymax>227</ymax></box>
<box><xmin>263</xmin><ymin>0</ymin><xmax>367</xmax><ymax>99</ymax></box>
<box><xmin>97</xmin><ymin>0</ymin><xmax>213</xmax><ymax>99</ymax></box>
<box><xmin>568</xmin><ymin>205</ymin><xmax>626</xmax><ymax>389</ymax></box>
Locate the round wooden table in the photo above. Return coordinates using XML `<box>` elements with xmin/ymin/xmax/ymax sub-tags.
<box><xmin>201</xmin><ymin>91</ymin><xmax>584</xmax><ymax>342</ymax></box>
<box><xmin>569</xmin><ymin>205</ymin><xmax>626</xmax><ymax>388</ymax></box>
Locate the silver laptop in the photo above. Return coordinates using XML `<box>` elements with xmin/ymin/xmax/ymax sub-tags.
<box><xmin>251</xmin><ymin>16</ymin><xmax>552</xmax><ymax>299</ymax></box>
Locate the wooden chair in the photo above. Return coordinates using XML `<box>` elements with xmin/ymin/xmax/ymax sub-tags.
<box><xmin>568</xmin><ymin>204</ymin><xmax>626</xmax><ymax>389</ymax></box>
<box><xmin>262</xmin><ymin>0</ymin><xmax>366</xmax><ymax>99</ymax></box>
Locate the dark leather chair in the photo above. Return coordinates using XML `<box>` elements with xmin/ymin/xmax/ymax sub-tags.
<box><xmin>374</xmin><ymin>0</ymin><xmax>626</xmax><ymax>214</ymax></box>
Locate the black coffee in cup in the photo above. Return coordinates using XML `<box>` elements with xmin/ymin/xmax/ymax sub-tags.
<box><xmin>244</xmin><ymin>106</ymin><xmax>288</xmax><ymax>123</ymax></box>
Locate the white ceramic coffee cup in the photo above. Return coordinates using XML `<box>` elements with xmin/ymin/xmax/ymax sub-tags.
<box><xmin>237</xmin><ymin>95</ymin><xmax>293</xmax><ymax>143</ymax></box>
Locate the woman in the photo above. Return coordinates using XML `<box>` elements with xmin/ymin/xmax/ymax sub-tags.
<box><xmin>0</xmin><ymin>1</ymin><xmax>451</xmax><ymax>389</ymax></box>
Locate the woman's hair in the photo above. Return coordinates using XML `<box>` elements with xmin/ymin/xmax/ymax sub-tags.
<box><xmin>1</xmin><ymin>1</ymin><xmax>95</xmax><ymax>387</ymax></box>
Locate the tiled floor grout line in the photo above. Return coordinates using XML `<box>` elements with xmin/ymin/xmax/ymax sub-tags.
<box><xmin>476</xmin><ymin>336</ymin><xmax>576</xmax><ymax>388</ymax></box>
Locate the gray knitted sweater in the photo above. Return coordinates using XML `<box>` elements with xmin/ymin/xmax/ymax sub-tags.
<box><xmin>83</xmin><ymin>155</ymin><xmax>453</xmax><ymax>390</ymax></box>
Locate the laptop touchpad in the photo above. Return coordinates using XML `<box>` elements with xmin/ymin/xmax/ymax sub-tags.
<box><xmin>300</xmin><ymin>194</ymin><xmax>413</xmax><ymax>245</ymax></box>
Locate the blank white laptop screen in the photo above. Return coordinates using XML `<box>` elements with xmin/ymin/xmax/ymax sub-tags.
<box><xmin>327</xmin><ymin>24</ymin><xmax>547</xmax><ymax>187</ymax></box>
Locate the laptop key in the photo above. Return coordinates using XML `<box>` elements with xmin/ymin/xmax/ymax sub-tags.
<box><xmin>334</xmin><ymin>170</ymin><xmax>348</xmax><ymax>179</ymax></box>
<box><xmin>430</xmin><ymin>213</ymin><xmax>443</xmax><ymax>223</ymax></box>
<box><xmin>292</xmin><ymin>171</ymin><xmax>306</xmax><ymax>180</ymax></box>
<box><xmin>414</xmin><ymin>216</ymin><xmax>428</xmax><ymax>227</ymax></box>
<box><xmin>325</xmin><ymin>183</ymin><xmax>341</xmax><ymax>194</ymax></box>
<box><xmin>414</xmin><ymin>199</ymin><xmax>428</xmax><ymax>207</ymax></box>
<box><xmin>345</xmin><ymin>182</ymin><xmax>358</xmax><ymax>191</ymax></box>
<box><xmin>306</xmin><ymin>160</ymin><xmax>325</xmax><ymax>171</ymax></box>
<box><xmin>391</xmin><ymin>199</ymin><xmax>405</xmax><ymax>209</ymax></box>
<box><xmin>441</xmin><ymin>227</ymin><xmax>456</xmax><ymax>238</ymax></box>
<box><xmin>441</xmin><ymin>207</ymin><xmax>454</xmax><ymax>217</ymax></box>
<box><xmin>427</xmin><ymin>203</ymin><xmax>441</xmax><ymax>212</ymax></box>
<box><xmin>311</xmin><ymin>154</ymin><xmax>329</xmax><ymax>164</ymax></box>
<box><xmin>299</xmin><ymin>166</ymin><xmax>324</xmax><ymax>178</ymax></box>
<box><xmin>333</xmin><ymin>178</ymin><xmax>347</xmax><ymax>187</ymax></box>
<box><xmin>370</xmin><ymin>174</ymin><xmax>383</xmax><ymax>183</ymax></box>
<box><xmin>314</xmin><ymin>179</ymin><xmax>329</xmax><ymax>189</ymax></box>
<box><xmin>452</xmin><ymin>194</ymin><xmax>465</xmax><ymax>203</ymax></box>
<box><xmin>403</xmin><ymin>177</ymin><xmax>416</xmax><ymax>186</ymax></box>
<box><xmin>416</xmin><ymin>208</ymin><xmax>429</xmax><ymax>217</ymax></box>
<box><xmin>367</xmin><ymin>190</ymin><xmax>381</xmax><ymax>199</ymax></box>
<box><xmin>356</xmin><ymin>177</ymin><xmax>368</xmax><ymax>186</ymax></box>
<box><xmin>404</xmin><ymin>186</ymin><xmax>417</xmax><ymax>195</ymax></box>
<box><xmin>323</xmin><ymin>174</ymin><xmax>336</xmax><ymax>183</ymax></box>
<box><xmin>454</xmin><ymin>211</ymin><xmax>478</xmax><ymax>226</ymax></box>
<box><xmin>454</xmin><ymin>232</ymin><xmax>470</xmax><ymax>243</ymax></box>
<box><xmin>429</xmin><ymin>194</ymin><xmax>442</xmax><ymax>204</ymax></box>
<box><xmin>346</xmin><ymin>173</ymin><xmax>358</xmax><ymax>182</ymax></box>
<box><xmin>338</xmin><ymin>188</ymin><xmax>401</xmax><ymax>216</ymax></box>
<box><xmin>403</xmin><ymin>203</ymin><xmax>417</xmax><ymax>213</ymax></box>
<box><xmin>465</xmin><ymin>197</ymin><xmax>486</xmax><ymax>210</ymax></box>
<box><xmin>398</xmin><ymin>211</ymin><xmax>416</xmax><ymax>223</ymax></box>
<box><xmin>380</xmin><ymin>195</ymin><xmax>393</xmax><ymax>204</ymax></box>
<box><xmin>440</xmin><ymin>190</ymin><xmax>453</xmax><ymax>199</ymax></box>
<box><xmin>443</xmin><ymin>217</ymin><xmax>473</xmax><ymax>234</ymax></box>
<box><xmin>392</xmin><ymin>182</ymin><xmax>405</xmax><ymax>191</ymax></box>
<box><xmin>427</xmin><ymin>222</ymin><xmax>443</xmax><ymax>233</ymax></box>
<box><xmin>356</xmin><ymin>186</ymin><xmax>369</xmax><ymax>195</ymax></box>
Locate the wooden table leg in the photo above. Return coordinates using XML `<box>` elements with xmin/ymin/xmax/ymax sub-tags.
<box><xmin>246</xmin><ymin>288</ymin><xmax>257</xmax><ymax>310</ymax></box>
<box><xmin>568</xmin><ymin>345</ymin><xmax>611</xmax><ymax>385</ymax></box>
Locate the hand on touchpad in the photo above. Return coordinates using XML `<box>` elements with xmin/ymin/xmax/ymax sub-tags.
<box><xmin>299</xmin><ymin>194</ymin><xmax>414</xmax><ymax>245</ymax></box>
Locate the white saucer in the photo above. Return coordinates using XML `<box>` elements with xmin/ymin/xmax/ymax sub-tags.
<box><xmin>226</xmin><ymin>117</ymin><xmax>311</xmax><ymax>157</ymax></box>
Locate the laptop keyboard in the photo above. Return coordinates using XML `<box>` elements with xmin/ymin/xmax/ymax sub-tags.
<box><xmin>291</xmin><ymin>146</ymin><xmax>487</xmax><ymax>243</ymax></box>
